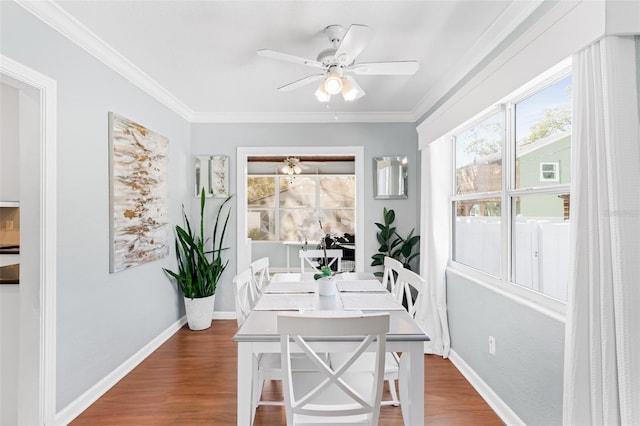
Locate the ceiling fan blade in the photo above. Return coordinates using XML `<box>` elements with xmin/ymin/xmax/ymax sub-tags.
<box><xmin>277</xmin><ymin>74</ymin><xmax>325</xmax><ymax>92</ymax></box>
<box><xmin>349</xmin><ymin>61</ymin><xmax>419</xmax><ymax>75</ymax></box>
<box><xmin>334</xmin><ymin>24</ymin><xmax>373</xmax><ymax>66</ymax></box>
<box><xmin>257</xmin><ymin>49</ymin><xmax>325</xmax><ymax>69</ymax></box>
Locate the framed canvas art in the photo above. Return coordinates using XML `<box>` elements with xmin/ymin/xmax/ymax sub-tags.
<box><xmin>109</xmin><ymin>112</ymin><xmax>170</xmax><ymax>273</ymax></box>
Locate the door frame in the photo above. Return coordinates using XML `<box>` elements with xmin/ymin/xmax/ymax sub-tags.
<box><xmin>236</xmin><ymin>146</ymin><xmax>365</xmax><ymax>274</ymax></box>
<box><xmin>1</xmin><ymin>55</ymin><xmax>57</xmax><ymax>425</ymax></box>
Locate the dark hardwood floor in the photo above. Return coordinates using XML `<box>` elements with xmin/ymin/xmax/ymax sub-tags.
<box><xmin>72</xmin><ymin>320</ymin><xmax>502</xmax><ymax>425</ymax></box>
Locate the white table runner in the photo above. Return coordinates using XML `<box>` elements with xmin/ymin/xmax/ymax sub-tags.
<box><xmin>264</xmin><ymin>281</ymin><xmax>316</xmax><ymax>293</ymax></box>
<box><xmin>336</xmin><ymin>280</ymin><xmax>386</xmax><ymax>293</ymax></box>
<box><xmin>252</xmin><ymin>293</ymin><xmax>315</xmax><ymax>311</ymax></box>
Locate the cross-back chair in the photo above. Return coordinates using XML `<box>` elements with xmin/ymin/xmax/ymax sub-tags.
<box><xmin>250</xmin><ymin>257</ymin><xmax>270</xmax><ymax>297</ymax></box>
<box><xmin>299</xmin><ymin>249</ymin><xmax>343</xmax><ymax>273</ymax></box>
<box><xmin>382</xmin><ymin>256</ymin><xmax>404</xmax><ymax>298</ymax></box>
<box><xmin>278</xmin><ymin>312</ymin><xmax>390</xmax><ymax>426</ymax></box>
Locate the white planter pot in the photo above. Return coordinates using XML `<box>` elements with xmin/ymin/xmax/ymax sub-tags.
<box><xmin>317</xmin><ymin>277</ymin><xmax>336</xmax><ymax>296</ymax></box>
<box><xmin>184</xmin><ymin>294</ymin><xmax>215</xmax><ymax>331</ymax></box>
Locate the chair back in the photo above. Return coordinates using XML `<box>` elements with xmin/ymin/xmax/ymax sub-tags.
<box><xmin>395</xmin><ymin>267</ymin><xmax>426</xmax><ymax>318</ymax></box>
<box><xmin>382</xmin><ymin>257</ymin><xmax>404</xmax><ymax>300</ymax></box>
<box><xmin>278</xmin><ymin>312</ymin><xmax>389</xmax><ymax>426</ymax></box>
<box><xmin>250</xmin><ymin>257</ymin><xmax>270</xmax><ymax>296</ymax></box>
<box><xmin>299</xmin><ymin>249</ymin><xmax>343</xmax><ymax>273</ymax></box>
<box><xmin>232</xmin><ymin>268</ymin><xmax>255</xmax><ymax>327</ymax></box>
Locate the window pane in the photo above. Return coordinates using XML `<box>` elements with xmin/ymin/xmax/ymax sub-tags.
<box><xmin>453</xmin><ymin>198</ymin><xmax>501</xmax><ymax>276</ymax></box>
<box><xmin>247</xmin><ymin>209</ymin><xmax>275</xmax><ymax>241</ymax></box>
<box><xmin>279</xmin><ymin>177</ymin><xmax>316</xmax><ymax>208</ymax></box>
<box><xmin>515</xmin><ymin>75</ymin><xmax>572</xmax><ymax>188</ymax></box>
<box><xmin>455</xmin><ymin>112</ymin><xmax>503</xmax><ymax>195</ymax></box>
<box><xmin>319</xmin><ymin>176</ymin><xmax>355</xmax><ymax>208</ymax></box>
<box><xmin>322</xmin><ymin>209</ymin><xmax>355</xmax><ymax>235</ymax></box>
<box><xmin>512</xmin><ymin>193</ymin><xmax>569</xmax><ymax>301</ymax></box>
<box><xmin>247</xmin><ymin>177</ymin><xmax>275</xmax><ymax>207</ymax></box>
<box><xmin>279</xmin><ymin>208</ymin><xmax>314</xmax><ymax>241</ymax></box>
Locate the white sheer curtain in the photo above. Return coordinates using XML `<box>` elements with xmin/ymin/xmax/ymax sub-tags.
<box><xmin>417</xmin><ymin>137</ymin><xmax>451</xmax><ymax>357</ymax></box>
<box><xmin>563</xmin><ymin>36</ymin><xmax>640</xmax><ymax>425</ymax></box>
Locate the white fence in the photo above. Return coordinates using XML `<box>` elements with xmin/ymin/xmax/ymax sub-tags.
<box><xmin>454</xmin><ymin>217</ymin><xmax>569</xmax><ymax>302</ymax></box>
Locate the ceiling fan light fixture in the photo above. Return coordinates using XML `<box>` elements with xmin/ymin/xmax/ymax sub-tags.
<box><xmin>341</xmin><ymin>75</ymin><xmax>365</xmax><ymax>101</ymax></box>
<box><xmin>324</xmin><ymin>69</ymin><xmax>343</xmax><ymax>95</ymax></box>
<box><xmin>282</xmin><ymin>157</ymin><xmax>303</xmax><ymax>175</ymax></box>
<box><xmin>315</xmin><ymin>83</ymin><xmax>331</xmax><ymax>102</ymax></box>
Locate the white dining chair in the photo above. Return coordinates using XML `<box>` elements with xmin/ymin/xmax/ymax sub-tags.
<box><xmin>232</xmin><ymin>268</ymin><xmax>326</xmax><ymax>410</ymax></box>
<box><xmin>381</xmin><ymin>267</ymin><xmax>426</xmax><ymax>405</ymax></box>
<box><xmin>278</xmin><ymin>312</ymin><xmax>390</xmax><ymax>426</ymax></box>
<box><xmin>233</xmin><ymin>269</ymin><xmax>281</xmax><ymax>408</ymax></box>
<box><xmin>232</xmin><ymin>268</ymin><xmax>256</xmax><ymax>325</ymax></box>
<box><xmin>381</xmin><ymin>256</ymin><xmax>404</xmax><ymax>298</ymax></box>
<box><xmin>330</xmin><ymin>265</ymin><xmax>426</xmax><ymax>407</ymax></box>
<box><xmin>299</xmin><ymin>249</ymin><xmax>343</xmax><ymax>273</ymax></box>
<box><xmin>250</xmin><ymin>257</ymin><xmax>270</xmax><ymax>297</ymax></box>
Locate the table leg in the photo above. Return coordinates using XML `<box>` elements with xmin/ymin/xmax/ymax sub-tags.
<box><xmin>286</xmin><ymin>245</ymin><xmax>290</xmax><ymax>272</ymax></box>
<box><xmin>237</xmin><ymin>342</ymin><xmax>253</xmax><ymax>425</ymax></box>
<box><xmin>399</xmin><ymin>342</ymin><xmax>424</xmax><ymax>425</ymax></box>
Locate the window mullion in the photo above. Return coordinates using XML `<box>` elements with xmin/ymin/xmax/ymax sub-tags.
<box><xmin>275</xmin><ymin>176</ymin><xmax>280</xmax><ymax>241</ymax></box>
<box><xmin>504</xmin><ymin>102</ymin><xmax>515</xmax><ymax>285</ymax></box>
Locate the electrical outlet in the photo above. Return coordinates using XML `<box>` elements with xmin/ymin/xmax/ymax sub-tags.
<box><xmin>489</xmin><ymin>336</ymin><xmax>496</xmax><ymax>355</ymax></box>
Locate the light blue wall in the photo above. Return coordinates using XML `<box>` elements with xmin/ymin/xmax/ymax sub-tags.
<box><xmin>447</xmin><ymin>270</ymin><xmax>565</xmax><ymax>425</ymax></box>
<box><xmin>1</xmin><ymin>2</ymin><xmax>191</xmax><ymax>411</ymax></box>
<box><xmin>190</xmin><ymin>123</ymin><xmax>420</xmax><ymax>312</ymax></box>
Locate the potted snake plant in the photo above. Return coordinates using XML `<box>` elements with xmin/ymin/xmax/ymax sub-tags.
<box><xmin>164</xmin><ymin>188</ymin><xmax>232</xmax><ymax>330</ymax></box>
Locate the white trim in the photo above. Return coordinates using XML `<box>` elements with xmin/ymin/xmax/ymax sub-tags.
<box><xmin>15</xmin><ymin>0</ymin><xmax>194</xmax><ymax>122</ymax></box>
<box><xmin>14</xmin><ymin>1</ymin><xmax>416</xmax><ymax>124</ymax></box>
<box><xmin>415</xmin><ymin>1</ymin><xmax>583</xmax><ymax>144</ymax></box>
<box><xmin>1</xmin><ymin>54</ymin><xmax>57</xmax><ymax>426</ymax></box>
<box><xmin>55</xmin><ymin>317</ymin><xmax>188</xmax><ymax>426</ymax></box>
<box><xmin>448</xmin><ymin>349</ymin><xmax>525</xmax><ymax>426</ymax></box>
<box><xmin>411</xmin><ymin>0</ymin><xmax>544</xmax><ymax>120</ymax></box>
<box><xmin>447</xmin><ymin>265</ymin><xmax>566</xmax><ymax>322</ymax></box>
<box><xmin>236</xmin><ymin>146</ymin><xmax>365</xmax><ymax>276</ymax></box>
<box><xmin>212</xmin><ymin>311</ymin><xmax>236</xmax><ymax>320</ymax></box>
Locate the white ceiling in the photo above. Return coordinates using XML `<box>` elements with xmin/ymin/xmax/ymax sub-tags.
<box><xmin>45</xmin><ymin>0</ymin><xmax>544</xmax><ymax>122</ymax></box>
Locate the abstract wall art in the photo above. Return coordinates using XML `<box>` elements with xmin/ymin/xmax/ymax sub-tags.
<box><xmin>109</xmin><ymin>112</ymin><xmax>169</xmax><ymax>273</ymax></box>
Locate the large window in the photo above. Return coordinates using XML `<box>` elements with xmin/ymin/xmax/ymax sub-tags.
<box><xmin>248</xmin><ymin>175</ymin><xmax>355</xmax><ymax>242</ymax></box>
<box><xmin>451</xmin><ymin>65</ymin><xmax>572</xmax><ymax>304</ymax></box>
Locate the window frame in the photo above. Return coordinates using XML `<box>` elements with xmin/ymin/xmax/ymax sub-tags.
<box><xmin>247</xmin><ymin>173</ymin><xmax>356</xmax><ymax>243</ymax></box>
<box><xmin>449</xmin><ymin>59</ymin><xmax>572</xmax><ymax>316</ymax></box>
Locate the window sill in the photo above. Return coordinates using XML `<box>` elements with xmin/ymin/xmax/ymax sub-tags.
<box><xmin>446</xmin><ymin>262</ymin><xmax>567</xmax><ymax>323</ymax></box>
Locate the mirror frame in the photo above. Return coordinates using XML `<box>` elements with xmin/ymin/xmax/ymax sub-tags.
<box><xmin>195</xmin><ymin>155</ymin><xmax>229</xmax><ymax>198</ymax></box>
<box><xmin>373</xmin><ymin>156</ymin><xmax>408</xmax><ymax>200</ymax></box>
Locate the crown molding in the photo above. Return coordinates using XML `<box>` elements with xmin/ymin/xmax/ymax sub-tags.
<box><xmin>189</xmin><ymin>110</ymin><xmax>417</xmax><ymax>124</ymax></box>
<box><xmin>16</xmin><ymin>0</ymin><xmax>195</xmax><ymax>121</ymax></box>
<box><xmin>410</xmin><ymin>0</ymin><xmax>545</xmax><ymax>120</ymax></box>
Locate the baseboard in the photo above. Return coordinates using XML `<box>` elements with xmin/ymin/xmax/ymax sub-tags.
<box><xmin>448</xmin><ymin>349</ymin><xmax>525</xmax><ymax>426</ymax></box>
<box><xmin>54</xmin><ymin>316</ymin><xmax>188</xmax><ymax>425</ymax></box>
<box><xmin>213</xmin><ymin>311</ymin><xmax>236</xmax><ymax>320</ymax></box>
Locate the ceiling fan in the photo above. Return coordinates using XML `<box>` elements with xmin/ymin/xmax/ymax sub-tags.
<box><xmin>258</xmin><ymin>24</ymin><xmax>419</xmax><ymax>102</ymax></box>
<box><xmin>281</xmin><ymin>157</ymin><xmax>307</xmax><ymax>175</ymax></box>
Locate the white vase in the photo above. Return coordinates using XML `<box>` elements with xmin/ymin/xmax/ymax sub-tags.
<box><xmin>317</xmin><ymin>276</ymin><xmax>336</xmax><ymax>296</ymax></box>
<box><xmin>184</xmin><ymin>294</ymin><xmax>215</xmax><ymax>331</ymax></box>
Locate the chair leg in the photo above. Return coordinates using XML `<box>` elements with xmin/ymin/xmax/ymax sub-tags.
<box><xmin>388</xmin><ymin>378</ymin><xmax>400</xmax><ymax>406</ymax></box>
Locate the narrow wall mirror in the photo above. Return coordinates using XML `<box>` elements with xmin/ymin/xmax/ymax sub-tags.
<box><xmin>195</xmin><ymin>155</ymin><xmax>229</xmax><ymax>198</ymax></box>
<box><xmin>373</xmin><ymin>156</ymin><xmax>408</xmax><ymax>199</ymax></box>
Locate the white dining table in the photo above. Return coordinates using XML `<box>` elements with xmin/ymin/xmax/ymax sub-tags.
<box><xmin>232</xmin><ymin>272</ymin><xmax>430</xmax><ymax>425</ymax></box>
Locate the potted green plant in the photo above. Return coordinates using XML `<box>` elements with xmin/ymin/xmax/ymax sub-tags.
<box><xmin>370</xmin><ymin>207</ymin><xmax>420</xmax><ymax>277</ymax></box>
<box><xmin>164</xmin><ymin>188</ymin><xmax>232</xmax><ymax>330</ymax></box>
